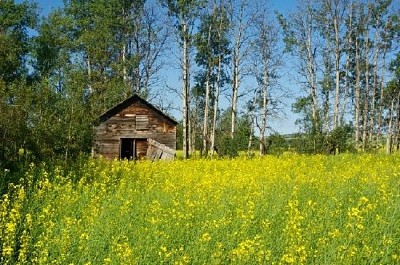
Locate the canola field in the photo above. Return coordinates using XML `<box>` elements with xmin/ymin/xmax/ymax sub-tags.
<box><xmin>1</xmin><ymin>154</ymin><xmax>400</xmax><ymax>264</ymax></box>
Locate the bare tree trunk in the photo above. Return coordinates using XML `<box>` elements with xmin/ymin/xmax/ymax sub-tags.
<box><xmin>247</xmin><ymin>92</ymin><xmax>257</xmax><ymax>156</ymax></box>
<box><xmin>259</xmin><ymin>65</ymin><xmax>268</xmax><ymax>156</ymax></box>
<box><xmin>228</xmin><ymin>0</ymin><xmax>251</xmax><ymax>140</ymax></box>
<box><xmin>362</xmin><ymin>83</ymin><xmax>369</xmax><ymax>151</ymax></box>
<box><xmin>369</xmin><ymin>41</ymin><xmax>379</xmax><ymax>145</ymax></box>
<box><xmin>333</xmin><ymin>6</ymin><xmax>341</xmax><ymax>129</ymax></box>
<box><xmin>341</xmin><ymin>52</ymin><xmax>350</xmax><ymax>124</ymax></box>
<box><xmin>202</xmin><ymin>24</ymin><xmax>212</xmax><ymax>156</ymax></box>
<box><xmin>387</xmin><ymin>97</ymin><xmax>395</xmax><ymax>154</ymax></box>
<box><xmin>369</xmin><ymin>14</ymin><xmax>382</xmax><ymax>145</ymax></box>
<box><xmin>202</xmin><ymin>76</ymin><xmax>210</xmax><ymax>156</ymax></box>
<box><xmin>87</xmin><ymin>57</ymin><xmax>92</xmax><ymax>94</ymax></box>
<box><xmin>230</xmin><ymin>9</ymin><xmax>243</xmax><ymax>139</ymax></box>
<box><xmin>376</xmin><ymin>19</ymin><xmax>390</xmax><ymax>146</ymax></box>
<box><xmin>182</xmin><ymin>22</ymin><xmax>190</xmax><ymax>159</ymax></box>
<box><xmin>134</xmin><ymin>33</ymin><xmax>141</xmax><ymax>94</ymax></box>
<box><xmin>188</xmin><ymin>111</ymin><xmax>195</xmax><ymax>155</ymax></box>
<box><xmin>231</xmin><ymin>47</ymin><xmax>239</xmax><ymax>139</ymax></box>
<box><xmin>322</xmin><ymin>81</ymin><xmax>330</xmax><ymax>133</ymax></box>
<box><xmin>341</xmin><ymin>2</ymin><xmax>353</xmax><ymax>125</ymax></box>
<box><xmin>362</xmin><ymin>85</ymin><xmax>369</xmax><ymax>151</ymax></box>
<box><xmin>210</xmin><ymin>55</ymin><xmax>222</xmax><ymax>157</ymax></box>
<box><xmin>121</xmin><ymin>6</ymin><xmax>129</xmax><ymax>91</ymax></box>
<box><xmin>355</xmin><ymin>36</ymin><xmax>361</xmax><ymax>150</ymax></box>
<box><xmin>247</xmin><ymin>118</ymin><xmax>254</xmax><ymax>155</ymax></box>
<box><xmin>362</xmin><ymin>14</ymin><xmax>370</xmax><ymax>151</ymax></box>
<box><xmin>322</xmin><ymin>36</ymin><xmax>332</xmax><ymax>134</ymax></box>
<box><xmin>122</xmin><ymin>43</ymin><xmax>127</xmax><ymax>82</ymax></box>
<box><xmin>306</xmin><ymin>10</ymin><xmax>319</xmax><ymax>133</ymax></box>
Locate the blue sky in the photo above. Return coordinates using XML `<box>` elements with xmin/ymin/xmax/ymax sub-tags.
<box><xmin>30</xmin><ymin>0</ymin><xmax>300</xmax><ymax>134</ymax></box>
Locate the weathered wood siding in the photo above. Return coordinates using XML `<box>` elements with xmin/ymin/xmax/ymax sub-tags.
<box><xmin>94</xmin><ymin>99</ymin><xmax>176</xmax><ymax>160</ymax></box>
<box><xmin>147</xmin><ymin>138</ymin><xmax>176</xmax><ymax>161</ymax></box>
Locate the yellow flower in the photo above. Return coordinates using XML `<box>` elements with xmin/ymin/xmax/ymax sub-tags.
<box><xmin>199</xmin><ymin>232</ymin><xmax>212</xmax><ymax>243</ymax></box>
<box><xmin>2</xmin><ymin>245</ymin><xmax>13</xmax><ymax>256</ymax></box>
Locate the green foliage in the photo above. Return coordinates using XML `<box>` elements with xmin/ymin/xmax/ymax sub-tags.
<box><xmin>266</xmin><ymin>134</ymin><xmax>289</xmax><ymax>155</ymax></box>
<box><xmin>292</xmin><ymin>96</ymin><xmax>322</xmax><ymax>135</ymax></box>
<box><xmin>326</xmin><ymin>124</ymin><xmax>355</xmax><ymax>154</ymax></box>
<box><xmin>176</xmin><ymin>122</ymin><xmax>183</xmax><ymax>151</ymax></box>
<box><xmin>0</xmin><ymin>81</ymin><xmax>34</xmax><ymax>170</ymax></box>
<box><xmin>218</xmin><ymin>136</ymin><xmax>239</xmax><ymax>157</ymax></box>
<box><xmin>215</xmin><ymin>110</ymin><xmax>252</xmax><ymax>157</ymax></box>
<box><xmin>289</xmin><ymin>124</ymin><xmax>355</xmax><ymax>154</ymax></box>
<box><xmin>0</xmin><ymin>0</ymin><xmax>37</xmax><ymax>83</ymax></box>
<box><xmin>290</xmin><ymin>132</ymin><xmax>326</xmax><ymax>154</ymax></box>
<box><xmin>0</xmin><ymin>1</ymin><xmax>38</xmax><ymax>169</ymax></box>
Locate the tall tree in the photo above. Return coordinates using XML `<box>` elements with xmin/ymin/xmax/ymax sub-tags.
<box><xmin>161</xmin><ymin>0</ymin><xmax>204</xmax><ymax>158</ymax></box>
<box><xmin>318</xmin><ymin>0</ymin><xmax>347</xmax><ymax>130</ymax></box>
<box><xmin>251</xmin><ymin>11</ymin><xmax>281</xmax><ymax>155</ymax></box>
<box><xmin>278</xmin><ymin>0</ymin><xmax>322</xmax><ymax>152</ymax></box>
<box><xmin>194</xmin><ymin>1</ymin><xmax>230</xmax><ymax>156</ymax></box>
<box><xmin>369</xmin><ymin>0</ymin><xmax>395</xmax><ymax>146</ymax></box>
<box><xmin>385</xmin><ymin>52</ymin><xmax>400</xmax><ymax>153</ymax></box>
<box><xmin>0</xmin><ymin>0</ymin><xmax>37</xmax><ymax>169</ymax></box>
<box><xmin>226</xmin><ymin>0</ymin><xmax>254</xmax><ymax>139</ymax></box>
<box><xmin>60</xmin><ymin>0</ymin><xmax>168</xmax><ymax>111</ymax></box>
<box><xmin>0</xmin><ymin>0</ymin><xmax>37</xmax><ymax>83</ymax></box>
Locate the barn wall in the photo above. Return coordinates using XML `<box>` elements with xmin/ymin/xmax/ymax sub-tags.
<box><xmin>94</xmin><ymin>100</ymin><xmax>176</xmax><ymax>159</ymax></box>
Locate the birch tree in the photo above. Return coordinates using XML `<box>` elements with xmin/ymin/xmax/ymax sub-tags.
<box><xmin>278</xmin><ymin>0</ymin><xmax>321</xmax><ymax>151</ymax></box>
<box><xmin>251</xmin><ymin>13</ymin><xmax>281</xmax><ymax>155</ymax></box>
<box><xmin>318</xmin><ymin>0</ymin><xmax>347</xmax><ymax>130</ymax></box>
<box><xmin>160</xmin><ymin>0</ymin><xmax>204</xmax><ymax>158</ymax></box>
<box><xmin>194</xmin><ymin>1</ymin><xmax>230</xmax><ymax>156</ymax></box>
<box><xmin>226</xmin><ymin>0</ymin><xmax>254</xmax><ymax>139</ymax></box>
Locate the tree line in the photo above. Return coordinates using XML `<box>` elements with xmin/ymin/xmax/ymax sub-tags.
<box><xmin>279</xmin><ymin>0</ymin><xmax>400</xmax><ymax>154</ymax></box>
<box><xmin>0</xmin><ymin>0</ymin><xmax>399</xmax><ymax>170</ymax></box>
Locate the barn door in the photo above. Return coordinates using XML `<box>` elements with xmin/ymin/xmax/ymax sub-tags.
<box><xmin>120</xmin><ymin>138</ymin><xmax>148</xmax><ymax>160</ymax></box>
<box><xmin>135</xmin><ymin>139</ymin><xmax>148</xmax><ymax>159</ymax></box>
<box><xmin>120</xmin><ymin>138</ymin><xmax>135</xmax><ymax>160</ymax></box>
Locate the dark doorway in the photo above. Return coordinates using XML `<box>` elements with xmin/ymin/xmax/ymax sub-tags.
<box><xmin>120</xmin><ymin>138</ymin><xmax>148</xmax><ymax>160</ymax></box>
<box><xmin>120</xmin><ymin>138</ymin><xmax>135</xmax><ymax>160</ymax></box>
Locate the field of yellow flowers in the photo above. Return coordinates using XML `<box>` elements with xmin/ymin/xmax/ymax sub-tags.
<box><xmin>1</xmin><ymin>153</ymin><xmax>400</xmax><ymax>264</ymax></box>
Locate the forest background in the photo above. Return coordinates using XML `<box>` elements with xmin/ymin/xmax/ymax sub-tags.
<box><xmin>1</xmin><ymin>0</ymin><xmax>400</xmax><ymax>171</ymax></box>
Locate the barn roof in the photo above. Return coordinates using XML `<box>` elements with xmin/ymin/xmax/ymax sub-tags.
<box><xmin>98</xmin><ymin>94</ymin><xmax>178</xmax><ymax>125</ymax></box>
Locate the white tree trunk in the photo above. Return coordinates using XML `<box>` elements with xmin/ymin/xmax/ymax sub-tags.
<box><xmin>210</xmin><ymin>55</ymin><xmax>222</xmax><ymax>157</ymax></box>
<box><xmin>202</xmin><ymin>23</ymin><xmax>212</xmax><ymax>156</ymax></box>
<box><xmin>182</xmin><ymin>22</ymin><xmax>190</xmax><ymax>159</ymax></box>
<box><xmin>259</xmin><ymin>66</ymin><xmax>268</xmax><ymax>156</ymax></box>
<box><xmin>362</xmin><ymin>14</ymin><xmax>370</xmax><ymax>150</ymax></box>
<box><xmin>307</xmin><ymin>22</ymin><xmax>318</xmax><ymax>131</ymax></box>
<box><xmin>387</xmin><ymin>97</ymin><xmax>395</xmax><ymax>154</ymax></box>
<box><xmin>355</xmin><ymin>36</ymin><xmax>361</xmax><ymax>150</ymax></box>
<box><xmin>202</xmin><ymin>75</ymin><xmax>210</xmax><ymax>155</ymax></box>
<box><xmin>333</xmin><ymin>9</ymin><xmax>341</xmax><ymax>129</ymax></box>
<box><xmin>231</xmin><ymin>49</ymin><xmax>239</xmax><ymax>139</ymax></box>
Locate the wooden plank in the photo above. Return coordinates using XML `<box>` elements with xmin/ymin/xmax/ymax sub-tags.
<box><xmin>147</xmin><ymin>138</ymin><xmax>175</xmax><ymax>161</ymax></box>
<box><xmin>136</xmin><ymin>139</ymin><xmax>148</xmax><ymax>159</ymax></box>
<box><xmin>106</xmin><ymin>116</ymin><xmax>136</xmax><ymax>123</ymax></box>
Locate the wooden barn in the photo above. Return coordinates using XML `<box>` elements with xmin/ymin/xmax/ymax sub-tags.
<box><xmin>94</xmin><ymin>94</ymin><xmax>177</xmax><ymax>160</ymax></box>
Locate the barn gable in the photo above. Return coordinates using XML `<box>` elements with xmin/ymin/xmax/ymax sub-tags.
<box><xmin>94</xmin><ymin>94</ymin><xmax>177</xmax><ymax>160</ymax></box>
<box><xmin>99</xmin><ymin>94</ymin><xmax>177</xmax><ymax>125</ymax></box>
